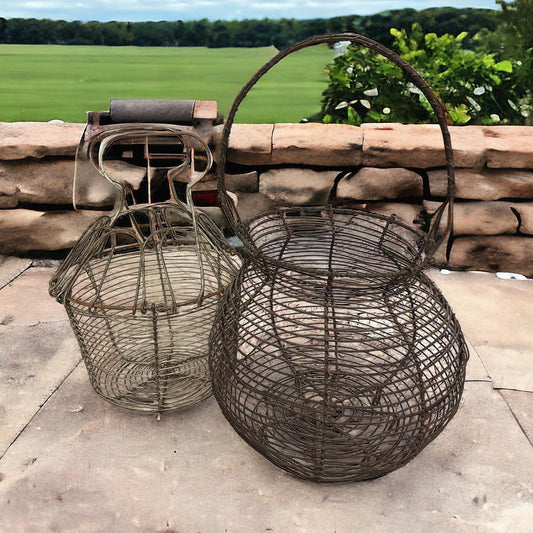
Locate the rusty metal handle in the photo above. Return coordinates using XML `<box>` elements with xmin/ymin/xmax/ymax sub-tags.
<box><xmin>216</xmin><ymin>32</ymin><xmax>455</xmax><ymax>256</ymax></box>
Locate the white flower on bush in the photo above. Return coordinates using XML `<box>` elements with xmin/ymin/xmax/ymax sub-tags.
<box><xmin>334</xmin><ymin>41</ymin><xmax>350</xmax><ymax>56</ymax></box>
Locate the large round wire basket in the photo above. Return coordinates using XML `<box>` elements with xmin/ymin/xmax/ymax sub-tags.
<box><xmin>209</xmin><ymin>33</ymin><xmax>469</xmax><ymax>481</ymax></box>
<box><xmin>50</xmin><ymin>127</ymin><xmax>240</xmax><ymax>413</ymax></box>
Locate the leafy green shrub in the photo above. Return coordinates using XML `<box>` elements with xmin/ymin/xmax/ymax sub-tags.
<box><xmin>474</xmin><ymin>0</ymin><xmax>532</xmax><ymax>125</ymax></box>
<box><xmin>320</xmin><ymin>23</ymin><xmax>531</xmax><ymax>125</ymax></box>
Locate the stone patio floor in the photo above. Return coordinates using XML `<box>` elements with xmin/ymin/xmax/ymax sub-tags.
<box><xmin>0</xmin><ymin>256</ymin><xmax>531</xmax><ymax>533</ymax></box>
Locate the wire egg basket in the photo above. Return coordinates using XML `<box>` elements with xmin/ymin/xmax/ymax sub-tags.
<box><xmin>50</xmin><ymin>126</ymin><xmax>240</xmax><ymax>413</ymax></box>
<box><xmin>209</xmin><ymin>33</ymin><xmax>469</xmax><ymax>481</ymax></box>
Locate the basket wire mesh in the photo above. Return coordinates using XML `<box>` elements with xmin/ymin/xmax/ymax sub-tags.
<box><xmin>209</xmin><ymin>33</ymin><xmax>469</xmax><ymax>481</ymax></box>
<box><xmin>50</xmin><ymin>126</ymin><xmax>240</xmax><ymax>413</ymax></box>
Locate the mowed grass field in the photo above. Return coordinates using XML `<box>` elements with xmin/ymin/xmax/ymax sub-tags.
<box><xmin>0</xmin><ymin>44</ymin><xmax>334</xmax><ymax>123</ymax></box>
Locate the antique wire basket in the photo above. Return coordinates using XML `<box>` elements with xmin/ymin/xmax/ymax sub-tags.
<box><xmin>209</xmin><ymin>33</ymin><xmax>469</xmax><ymax>481</ymax></box>
<box><xmin>50</xmin><ymin>126</ymin><xmax>240</xmax><ymax>413</ymax></box>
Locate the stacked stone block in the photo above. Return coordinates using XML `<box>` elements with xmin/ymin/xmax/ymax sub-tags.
<box><xmin>1</xmin><ymin>121</ymin><xmax>532</xmax><ymax>276</ymax></box>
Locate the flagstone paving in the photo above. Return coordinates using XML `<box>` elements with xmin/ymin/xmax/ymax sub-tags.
<box><xmin>1</xmin><ymin>260</ymin><xmax>531</xmax><ymax>532</ymax></box>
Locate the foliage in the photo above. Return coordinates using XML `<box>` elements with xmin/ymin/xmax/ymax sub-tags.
<box><xmin>320</xmin><ymin>23</ymin><xmax>530</xmax><ymax>126</ymax></box>
<box><xmin>0</xmin><ymin>7</ymin><xmax>498</xmax><ymax>48</ymax></box>
<box><xmin>474</xmin><ymin>0</ymin><xmax>532</xmax><ymax>124</ymax></box>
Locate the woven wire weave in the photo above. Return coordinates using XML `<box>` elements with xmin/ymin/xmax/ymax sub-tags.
<box><xmin>50</xmin><ymin>127</ymin><xmax>240</xmax><ymax>413</ymax></box>
<box><xmin>209</xmin><ymin>33</ymin><xmax>469</xmax><ymax>481</ymax></box>
<box><xmin>209</xmin><ymin>207</ymin><xmax>468</xmax><ymax>481</ymax></box>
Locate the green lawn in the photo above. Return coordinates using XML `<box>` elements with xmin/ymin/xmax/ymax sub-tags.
<box><xmin>0</xmin><ymin>44</ymin><xmax>334</xmax><ymax>123</ymax></box>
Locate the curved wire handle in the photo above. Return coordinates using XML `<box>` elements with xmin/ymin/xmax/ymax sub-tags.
<box><xmin>216</xmin><ymin>32</ymin><xmax>455</xmax><ymax>258</ymax></box>
<box><xmin>93</xmin><ymin>124</ymin><xmax>213</xmax><ymax>222</ymax></box>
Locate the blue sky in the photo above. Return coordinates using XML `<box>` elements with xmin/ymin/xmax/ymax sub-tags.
<box><xmin>0</xmin><ymin>1</ymin><xmax>499</xmax><ymax>22</ymax></box>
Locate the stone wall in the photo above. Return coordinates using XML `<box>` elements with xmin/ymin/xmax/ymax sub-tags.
<box><xmin>1</xmin><ymin>121</ymin><xmax>532</xmax><ymax>276</ymax></box>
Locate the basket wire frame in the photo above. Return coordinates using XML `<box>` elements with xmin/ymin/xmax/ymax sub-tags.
<box><xmin>209</xmin><ymin>33</ymin><xmax>469</xmax><ymax>481</ymax></box>
<box><xmin>50</xmin><ymin>126</ymin><xmax>240</xmax><ymax>413</ymax></box>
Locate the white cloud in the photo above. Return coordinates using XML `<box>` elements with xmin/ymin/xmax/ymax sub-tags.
<box><xmin>249</xmin><ymin>2</ymin><xmax>295</xmax><ymax>8</ymax></box>
<box><xmin>0</xmin><ymin>0</ymin><xmax>499</xmax><ymax>22</ymax></box>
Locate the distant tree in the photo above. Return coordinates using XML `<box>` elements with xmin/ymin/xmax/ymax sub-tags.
<box><xmin>4</xmin><ymin>18</ymin><xmax>36</xmax><ymax>43</ymax></box>
<box><xmin>497</xmin><ymin>0</ymin><xmax>533</xmax><ymax>50</ymax></box>
<box><xmin>230</xmin><ymin>20</ymin><xmax>257</xmax><ymax>47</ymax></box>
<box><xmin>172</xmin><ymin>20</ymin><xmax>185</xmax><ymax>45</ymax></box>
<box><xmin>100</xmin><ymin>21</ymin><xmax>134</xmax><ymax>46</ymax></box>
<box><xmin>296</xmin><ymin>19</ymin><xmax>329</xmax><ymax>41</ymax></box>
<box><xmin>209</xmin><ymin>21</ymin><xmax>231</xmax><ymax>48</ymax></box>
<box><xmin>273</xmin><ymin>19</ymin><xmax>297</xmax><ymax>49</ymax></box>
<box><xmin>132</xmin><ymin>21</ymin><xmax>174</xmax><ymax>46</ymax></box>
<box><xmin>181</xmin><ymin>19</ymin><xmax>211</xmax><ymax>46</ymax></box>
<box><xmin>325</xmin><ymin>16</ymin><xmax>356</xmax><ymax>34</ymax></box>
<box><xmin>54</xmin><ymin>20</ymin><xmax>86</xmax><ymax>45</ymax></box>
<box><xmin>84</xmin><ymin>21</ymin><xmax>104</xmax><ymax>45</ymax></box>
<box><xmin>0</xmin><ymin>17</ymin><xmax>6</xmax><ymax>42</ymax></box>
<box><xmin>0</xmin><ymin>7</ymin><xmax>505</xmax><ymax>49</ymax></box>
<box><xmin>254</xmin><ymin>19</ymin><xmax>278</xmax><ymax>47</ymax></box>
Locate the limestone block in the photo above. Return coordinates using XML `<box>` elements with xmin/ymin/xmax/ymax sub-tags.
<box><xmin>431</xmin><ymin>238</ymin><xmax>449</xmax><ymax>267</ymax></box>
<box><xmin>235</xmin><ymin>192</ymin><xmax>275</xmax><ymax>221</ymax></box>
<box><xmin>224</xmin><ymin>171</ymin><xmax>259</xmax><ymax>193</ymax></box>
<box><xmin>428</xmin><ymin>168</ymin><xmax>533</xmax><ymax>200</ymax></box>
<box><xmin>336</xmin><ymin>167</ymin><xmax>423</xmax><ymax>202</ymax></box>
<box><xmin>73</xmin><ymin>159</ymin><xmax>148</xmax><ymax>208</ymax></box>
<box><xmin>448</xmin><ymin>236</ymin><xmax>533</xmax><ymax>276</ymax></box>
<box><xmin>215</xmin><ymin>123</ymin><xmax>274</xmax><ymax>166</ymax></box>
<box><xmin>0</xmin><ymin>181</ymin><xmax>18</xmax><ymax>196</ymax></box>
<box><xmin>362</xmin><ymin>123</ymin><xmax>485</xmax><ymax>169</ymax></box>
<box><xmin>0</xmin><ymin>209</ymin><xmax>106</xmax><ymax>254</ymax></box>
<box><xmin>174</xmin><ymin>171</ymin><xmax>259</xmax><ymax>194</ymax></box>
<box><xmin>0</xmin><ymin>181</ymin><xmax>19</xmax><ymax>207</ymax></box>
<box><xmin>259</xmin><ymin>167</ymin><xmax>338</xmax><ymax>206</ymax></box>
<box><xmin>484</xmin><ymin>126</ymin><xmax>533</xmax><ymax>168</ymax></box>
<box><xmin>101</xmin><ymin>160</ymin><xmax>146</xmax><ymax>190</ymax></box>
<box><xmin>0</xmin><ymin>256</ymin><xmax>32</xmax><ymax>289</ymax></box>
<box><xmin>0</xmin><ymin>159</ymin><xmax>75</xmax><ymax>205</ymax></box>
<box><xmin>272</xmin><ymin>123</ymin><xmax>363</xmax><ymax>166</ymax></box>
<box><xmin>364</xmin><ymin>202</ymin><xmax>424</xmax><ymax>228</ymax></box>
<box><xmin>0</xmin><ymin>121</ymin><xmax>84</xmax><ymax>160</ymax></box>
<box><xmin>0</xmin><ymin>195</ymin><xmax>19</xmax><ymax>208</ymax></box>
<box><xmin>424</xmin><ymin>200</ymin><xmax>520</xmax><ymax>235</ymax></box>
<box><xmin>0</xmin><ymin>158</ymin><xmax>144</xmax><ymax>207</ymax></box>
<box><xmin>513</xmin><ymin>203</ymin><xmax>533</xmax><ymax>235</ymax></box>
<box><xmin>197</xmin><ymin>207</ymin><xmax>228</xmax><ymax>229</ymax></box>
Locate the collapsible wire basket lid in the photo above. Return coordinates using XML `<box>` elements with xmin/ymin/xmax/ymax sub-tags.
<box><xmin>50</xmin><ymin>126</ymin><xmax>240</xmax><ymax>413</ymax></box>
<box><xmin>210</xmin><ymin>33</ymin><xmax>469</xmax><ymax>481</ymax></box>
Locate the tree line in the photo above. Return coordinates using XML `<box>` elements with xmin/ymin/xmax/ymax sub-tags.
<box><xmin>0</xmin><ymin>8</ymin><xmax>498</xmax><ymax>49</ymax></box>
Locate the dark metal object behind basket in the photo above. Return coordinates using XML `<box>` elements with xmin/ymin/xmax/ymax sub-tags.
<box><xmin>209</xmin><ymin>33</ymin><xmax>469</xmax><ymax>481</ymax></box>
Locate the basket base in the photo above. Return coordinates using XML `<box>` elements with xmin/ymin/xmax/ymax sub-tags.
<box><xmin>224</xmin><ymin>369</ymin><xmax>428</xmax><ymax>482</ymax></box>
<box><xmin>87</xmin><ymin>350</ymin><xmax>212</xmax><ymax>413</ymax></box>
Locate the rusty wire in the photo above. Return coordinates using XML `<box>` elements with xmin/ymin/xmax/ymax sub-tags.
<box><xmin>209</xmin><ymin>33</ymin><xmax>469</xmax><ymax>481</ymax></box>
<box><xmin>209</xmin><ymin>210</ymin><xmax>468</xmax><ymax>481</ymax></box>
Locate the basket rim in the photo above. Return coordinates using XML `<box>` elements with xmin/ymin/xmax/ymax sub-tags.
<box><xmin>235</xmin><ymin>205</ymin><xmax>428</xmax><ymax>280</ymax></box>
<box><xmin>63</xmin><ymin>286</ymin><xmax>224</xmax><ymax>314</ymax></box>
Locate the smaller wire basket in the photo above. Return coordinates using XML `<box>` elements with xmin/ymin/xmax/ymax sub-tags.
<box><xmin>50</xmin><ymin>126</ymin><xmax>240</xmax><ymax>413</ymax></box>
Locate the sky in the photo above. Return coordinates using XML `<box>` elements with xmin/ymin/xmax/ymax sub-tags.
<box><xmin>0</xmin><ymin>1</ymin><xmax>500</xmax><ymax>22</ymax></box>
